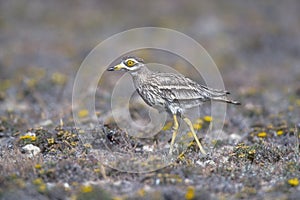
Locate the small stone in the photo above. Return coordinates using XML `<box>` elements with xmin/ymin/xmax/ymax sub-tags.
<box><xmin>229</xmin><ymin>133</ymin><xmax>241</xmax><ymax>140</ymax></box>
<box><xmin>25</xmin><ymin>131</ymin><xmax>36</xmax><ymax>137</ymax></box>
<box><xmin>39</xmin><ymin>120</ymin><xmax>53</xmax><ymax>127</ymax></box>
<box><xmin>196</xmin><ymin>160</ymin><xmax>205</xmax><ymax>167</ymax></box>
<box><xmin>63</xmin><ymin>183</ymin><xmax>70</xmax><ymax>190</ymax></box>
<box><xmin>204</xmin><ymin>160</ymin><xmax>216</xmax><ymax>166</ymax></box>
<box><xmin>184</xmin><ymin>178</ymin><xmax>193</xmax><ymax>184</ymax></box>
<box><xmin>22</xmin><ymin>144</ymin><xmax>41</xmax><ymax>158</ymax></box>
<box><xmin>143</xmin><ymin>145</ymin><xmax>154</xmax><ymax>152</ymax></box>
<box><xmin>155</xmin><ymin>178</ymin><xmax>160</xmax><ymax>185</ymax></box>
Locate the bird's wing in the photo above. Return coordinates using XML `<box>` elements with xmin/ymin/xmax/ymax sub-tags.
<box><xmin>147</xmin><ymin>72</ymin><xmax>210</xmax><ymax>102</ymax></box>
<box><xmin>143</xmin><ymin>71</ymin><xmax>240</xmax><ymax>106</ymax></box>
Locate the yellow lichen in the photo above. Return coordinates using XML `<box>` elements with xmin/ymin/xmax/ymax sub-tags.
<box><xmin>78</xmin><ymin>109</ymin><xmax>89</xmax><ymax>118</ymax></box>
<box><xmin>0</xmin><ymin>79</ymin><xmax>11</xmax><ymax>91</ymax></box>
<box><xmin>248</xmin><ymin>149</ymin><xmax>256</xmax><ymax>155</ymax></box>
<box><xmin>211</xmin><ymin>139</ymin><xmax>218</xmax><ymax>146</ymax></box>
<box><xmin>235</xmin><ymin>143</ymin><xmax>247</xmax><ymax>149</ymax></box>
<box><xmin>185</xmin><ymin>186</ymin><xmax>195</xmax><ymax>200</ymax></box>
<box><xmin>84</xmin><ymin>143</ymin><xmax>92</xmax><ymax>148</ymax></box>
<box><xmin>193</xmin><ymin>123</ymin><xmax>202</xmax><ymax>130</ymax></box>
<box><xmin>296</xmin><ymin>99</ymin><xmax>300</xmax><ymax>106</ymax></box>
<box><xmin>26</xmin><ymin>79</ymin><xmax>37</xmax><ymax>88</ymax></box>
<box><xmin>203</xmin><ymin>116</ymin><xmax>213</xmax><ymax>122</ymax></box>
<box><xmin>80</xmin><ymin>185</ymin><xmax>93</xmax><ymax>193</ymax></box>
<box><xmin>33</xmin><ymin>178</ymin><xmax>43</xmax><ymax>185</ymax></box>
<box><xmin>195</xmin><ymin>118</ymin><xmax>203</xmax><ymax>124</ymax></box>
<box><xmin>257</xmin><ymin>132</ymin><xmax>267</xmax><ymax>138</ymax></box>
<box><xmin>242</xmin><ymin>186</ymin><xmax>256</xmax><ymax>195</ymax></box>
<box><xmin>266</xmin><ymin>124</ymin><xmax>274</xmax><ymax>129</ymax></box>
<box><xmin>162</xmin><ymin>121</ymin><xmax>173</xmax><ymax>131</ymax></box>
<box><xmin>288</xmin><ymin>178</ymin><xmax>299</xmax><ymax>186</ymax></box>
<box><xmin>187</xmin><ymin>132</ymin><xmax>194</xmax><ymax>138</ymax></box>
<box><xmin>276</xmin><ymin>130</ymin><xmax>284</xmax><ymax>136</ymax></box>
<box><xmin>57</xmin><ymin>130</ymin><xmax>64</xmax><ymax>137</ymax></box>
<box><xmin>238</xmin><ymin>153</ymin><xmax>246</xmax><ymax>158</ymax></box>
<box><xmin>137</xmin><ymin>188</ymin><xmax>145</xmax><ymax>197</ymax></box>
<box><xmin>70</xmin><ymin>141</ymin><xmax>77</xmax><ymax>146</ymax></box>
<box><xmin>93</xmin><ymin>168</ymin><xmax>101</xmax><ymax>173</ymax></box>
<box><xmin>20</xmin><ymin>135</ymin><xmax>36</xmax><ymax>141</ymax></box>
<box><xmin>51</xmin><ymin>72</ymin><xmax>67</xmax><ymax>85</ymax></box>
<box><xmin>38</xmin><ymin>184</ymin><xmax>47</xmax><ymax>192</ymax></box>
<box><xmin>72</xmin><ymin>182</ymin><xmax>79</xmax><ymax>187</ymax></box>
<box><xmin>35</xmin><ymin>164</ymin><xmax>42</xmax><ymax>169</ymax></box>
<box><xmin>15</xmin><ymin>179</ymin><xmax>26</xmax><ymax>189</ymax></box>
<box><xmin>112</xmin><ymin>197</ymin><xmax>123</xmax><ymax>200</ymax></box>
<box><xmin>47</xmin><ymin>138</ymin><xmax>55</xmax><ymax>144</ymax></box>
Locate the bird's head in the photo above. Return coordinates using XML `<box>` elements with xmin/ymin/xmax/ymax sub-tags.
<box><xmin>107</xmin><ymin>56</ymin><xmax>145</xmax><ymax>73</ymax></box>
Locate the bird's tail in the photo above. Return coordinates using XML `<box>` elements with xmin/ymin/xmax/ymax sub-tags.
<box><xmin>210</xmin><ymin>96</ymin><xmax>241</xmax><ymax>105</ymax></box>
<box><xmin>203</xmin><ymin>88</ymin><xmax>240</xmax><ymax>105</ymax></box>
<box><xmin>200</xmin><ymin>85</ymin><xmax>241</xmax><ymax>105</ymax></box>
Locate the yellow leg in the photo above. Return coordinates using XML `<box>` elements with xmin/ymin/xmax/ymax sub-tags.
<box><xmin>169</xmin><ymin>114</ymin><xmax>179</xmax><ymax>154</ymax></box>
<box><xmin>183</xmin><ymin>117</ymin><xmax>206</xmax><ymax>154</ymax></box>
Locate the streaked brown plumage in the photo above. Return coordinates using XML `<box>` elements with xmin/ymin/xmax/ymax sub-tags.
<box><xmin>108</xmin><ymin>56</ymin><xmax>240</xmax><ymax>154</ymax></box>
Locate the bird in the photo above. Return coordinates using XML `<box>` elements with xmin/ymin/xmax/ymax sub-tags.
<box><xmin>107</xmin><ymin>56</ymin><xmax>240</xmax><ymax>155</ymax></box>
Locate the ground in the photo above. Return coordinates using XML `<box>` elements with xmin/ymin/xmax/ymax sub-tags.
<box><xmin>0</xmin><ymin>0</ymin><xmax>300</xmax><ymax>200</ymax></box>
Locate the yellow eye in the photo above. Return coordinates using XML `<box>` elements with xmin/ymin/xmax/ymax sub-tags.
<box><xmin>126</xmin><ymin>60</ymin><xmax>135</xmax><ymax>67</ymax></box>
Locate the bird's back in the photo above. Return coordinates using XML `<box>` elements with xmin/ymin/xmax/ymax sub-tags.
<box><xmin>132</xmin><ymin>69</ymin><xmax>240</xmax><ymax>114</ymax></box>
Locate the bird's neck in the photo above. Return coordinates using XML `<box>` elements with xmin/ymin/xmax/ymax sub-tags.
<box><xmin>130</xmin><ymin>66</ymin><xmax>151</xmax><ymax>88</ymax></box>
<box><xmin>129</xmin><ymin>66</ymin><xmax>151</xmax><ymax>78</ymax></box>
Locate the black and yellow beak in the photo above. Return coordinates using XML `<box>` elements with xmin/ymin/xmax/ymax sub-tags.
<box><xmin>107</xmin><ymin>64</ymin><xmax>124</xmax><ymax>71</ymax></box>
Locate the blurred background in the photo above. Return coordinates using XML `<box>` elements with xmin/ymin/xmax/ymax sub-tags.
<box><xmin>1</xmin><ymin>1</ymin><xmax>300</xmax><ymax>199</ymax></box>
<box><xmin>0</xmin><ymin>0</ymin><xmax>299</xmax><ymax>126</ymax></box>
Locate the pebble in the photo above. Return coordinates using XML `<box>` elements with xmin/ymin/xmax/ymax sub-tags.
<box><xmin>22</xmin><ymin>144</ymin><xmax>41</xmax><ymax>158</ymax></box>
<box><xmin>229</xmin><ymin>133</ymin><xmax>241</xmax><ymax>141</ymax></box>
<box><xmin>39</xmin><ymin>119</ymin><xmax>53</xmax><ymax>127</ymax></box>
<box><xmin>143</xmin><ymin>145</ymin><xmax>154</xmax><ymax>152</ymax></box>
<box><xmin>25</xmin><ymin>131</ymin><xmax>36</xmax><ymax>137</ymax></box>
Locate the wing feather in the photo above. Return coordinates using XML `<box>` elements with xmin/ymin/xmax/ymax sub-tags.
<box><xmin>148</xmin><ymin>72</ymin><xmax>215</xmax><ymax>101</ymax></box>
<box><xmin>136</xmin><ymin>71</ymin><xmax>240</xmax><ymax>108</ymax></box>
